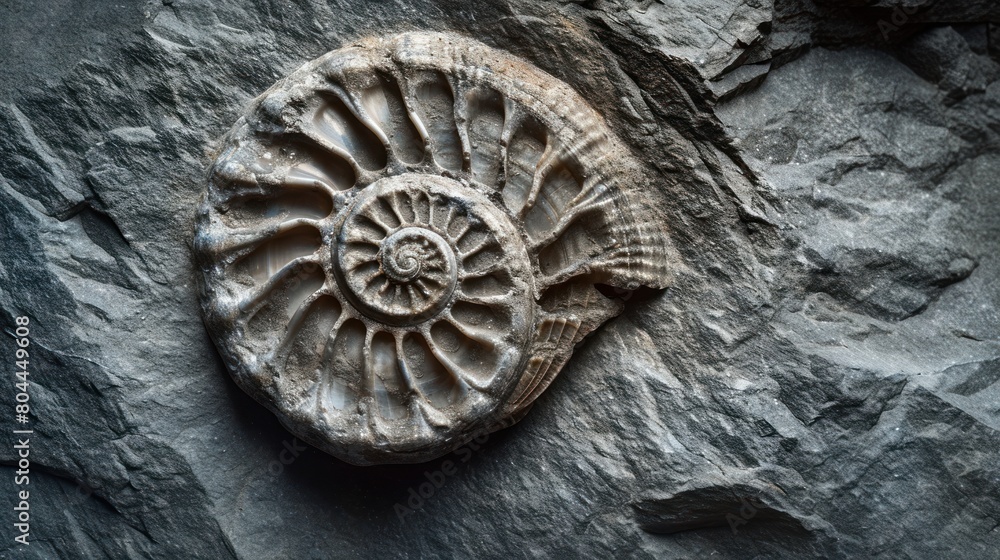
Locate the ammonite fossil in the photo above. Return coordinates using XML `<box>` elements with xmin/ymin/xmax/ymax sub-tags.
<box><xmin>194</xmin><ymin>32</ymin><xmax>671</xmax><ymax>465</ymax></box>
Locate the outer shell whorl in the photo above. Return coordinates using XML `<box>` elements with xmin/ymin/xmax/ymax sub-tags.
<box><xmin>194</xmin><ymin>31</ymin><xmax>672</xmax><ymax>465</ymax></box>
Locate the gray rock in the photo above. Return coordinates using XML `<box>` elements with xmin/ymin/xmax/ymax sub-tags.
<box><xmin>1</xmin><ymin>0</ymin><xmax>997</xmax><ymax>558</ymax></box>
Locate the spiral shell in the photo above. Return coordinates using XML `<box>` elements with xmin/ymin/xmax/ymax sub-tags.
<box><xmin>194</xmin><ymin>32</ymin><xmax>671</xmax><ymax>465</ymax></box>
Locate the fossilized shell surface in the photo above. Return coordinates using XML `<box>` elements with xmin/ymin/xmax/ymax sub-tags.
<box><xmin>194</xmin><ymin>32</ymin><xmax>671</xmax><ymax>465</ymax></box>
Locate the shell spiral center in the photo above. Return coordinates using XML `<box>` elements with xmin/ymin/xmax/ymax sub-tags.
<box><xmin>379</xmin><ymin>227</ymin><xmax>452</xmax><ymax>285</ymax></box>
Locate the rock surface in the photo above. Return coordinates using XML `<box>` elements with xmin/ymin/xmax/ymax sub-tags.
<box><xmin>1</xmin><ymin>0</ymin><xmax>997</xmax><ymax>558</ymax></box>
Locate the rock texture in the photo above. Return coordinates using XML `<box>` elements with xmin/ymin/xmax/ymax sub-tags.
<box><xmin>1</xmin><ymin>0</ymin><xmax>997</xmax><ymax>558</ymax></box>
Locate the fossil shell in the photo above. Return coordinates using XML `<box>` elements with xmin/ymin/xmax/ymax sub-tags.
<box><xmin>194</xmin><ymin>32</ymin><xmax>671</xmax><ymax>465</ymax></box>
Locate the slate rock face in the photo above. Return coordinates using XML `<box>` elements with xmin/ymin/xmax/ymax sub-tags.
<box><xmin>1</xmin><ymin>0</ymin><xmax>998</xmax><ymax>558</ymax></box>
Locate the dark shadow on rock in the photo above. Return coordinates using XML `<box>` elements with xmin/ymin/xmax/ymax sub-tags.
<box><xmin>631</xmin><ymin>481</ymin><xmax>840</xmax><ymax>556</ymax></box>
<box><xmin>633</xmin><ymin>484</ymin><xmax>808</xmax><ymax>537</ymax></box>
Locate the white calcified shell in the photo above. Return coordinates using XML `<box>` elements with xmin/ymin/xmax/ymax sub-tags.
<box><xmin>194</xmin><ymin>32</ymin><xmax>671</xmax><ymax>465</ymax></box>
